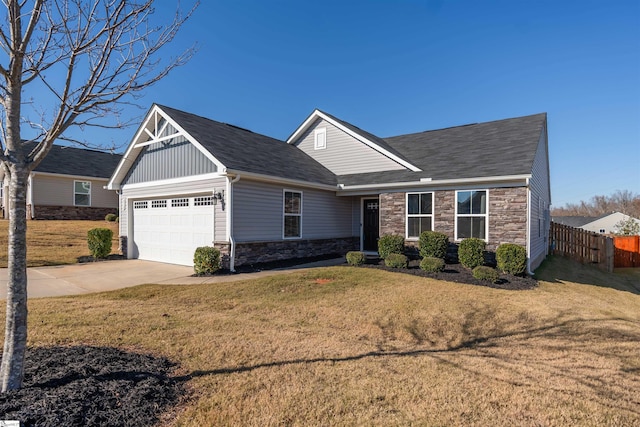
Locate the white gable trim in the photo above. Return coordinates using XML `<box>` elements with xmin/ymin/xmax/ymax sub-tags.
<box><xmin>287</xmin><ymin>109</ymin><xmax>421</xmax><ymax>172</ymax></box>
<box><xmin>107</xmin><ymin>104</ymin><xmax>227</xmax><ymax>190</ymax></box>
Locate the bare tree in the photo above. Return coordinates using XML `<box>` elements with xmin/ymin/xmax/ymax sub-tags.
<box><xmin>0</xmin><ymin>0</ymin><xmax>198</xmax><ymax>392</ymax></box>
<box><xmin>552</xmin><ymin>190</ymin><xmax>640</xmax><ymax>219</ymax></box>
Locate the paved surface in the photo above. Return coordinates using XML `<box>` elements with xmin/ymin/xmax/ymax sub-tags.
<box><xmin>0</xmin><ymin>258</ymin><xmax>345</xmax><ymax>299</ymax></box>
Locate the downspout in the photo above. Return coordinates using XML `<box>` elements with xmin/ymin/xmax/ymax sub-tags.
<box><xmin>226</xmin><ymin>174</ymin><xmax>241</xmax><ymax>272</ymax></box>
<box><xmin>525</xmin><ymin>178</ymin><xmax>534</xmax><ymax>276</ymax></box>
<box><xmin>27</xmin><ymin>173</ymin><xmax>34</xmax><ymax>219</ymax></box>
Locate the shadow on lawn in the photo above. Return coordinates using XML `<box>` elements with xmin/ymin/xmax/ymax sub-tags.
<box><xmin>535</xmin><ymin>255</ymin><xmax>640</xmax><ymax>295</ymax></box>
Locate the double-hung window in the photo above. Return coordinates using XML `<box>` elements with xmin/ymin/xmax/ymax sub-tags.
<box><xmin>456</xmin><ymin>190</ymin><xmax>488</xmax><ymax>240</ymax></box>
<box><xmin>74</xmin><ymin>181</ymin><xmax>91</xmax><ymax>206</ymax></box>
<box><xmin>283</xmin><ymin>190</ymin><xmax>302</xmax><ymax>238</ymax></box>
<box><xmin>407</xmin><ymin>192</ymin><xmax>433</xmax><ymax>239</ymax></box>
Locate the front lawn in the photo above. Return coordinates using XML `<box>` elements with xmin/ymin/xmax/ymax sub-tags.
<box><xmin>0</xmin><ymin>220</ymin><xmax>120</xmax><ymax>267</ymax></box>
<box><xmin>1</xmin><ymin>256</ymin><xmax>639</xmax><ymax>425</ymax></box>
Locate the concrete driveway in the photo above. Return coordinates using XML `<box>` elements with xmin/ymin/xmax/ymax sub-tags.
<box><xmin>0</xmin><ymin>257</ymin><xmax>345</xmax><ymax>299</ymax></box>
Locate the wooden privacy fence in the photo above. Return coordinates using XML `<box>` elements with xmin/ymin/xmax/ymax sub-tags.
<box><xmin>613</xmin><ymin>235</ymin><xmax>640</xmax><ymax>268</ymax></box>
<box><xmin>550</xmin><ymin>222</ymin><xmax>614</xmax><ymax>272</ymax></box>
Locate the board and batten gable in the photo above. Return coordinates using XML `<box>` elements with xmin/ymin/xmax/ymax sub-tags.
<box><xmin>292</xmin><ymin>118</ymin><xmax>406</xmax><ymax>175</ymax></box>
<box><xmin>32</xmin><ymin>174</ymin><xmax>117</xmax><ymax>208</ymax></box>
<box><xmin>232</xmin><ymin>179</ymin><xmax>354</xmax><ymax>243</ymax></box>
<box><xmin>528</xmin><ymin>123</ymin><xmax>551</xmax><ymax>270</ymax></box>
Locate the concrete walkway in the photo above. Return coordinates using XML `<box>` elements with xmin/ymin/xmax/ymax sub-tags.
<box><xmin>0</xmin><ymin>258</ymin><xmax>345</xmax><ymax>299</ymax></box>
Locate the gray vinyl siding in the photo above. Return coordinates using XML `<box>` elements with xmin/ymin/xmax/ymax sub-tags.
<box><xmin>232</xmin><ymin>179</ymin><xmax>353</xmax><ymax>243</ymax></box>
<box><xmin>32</xmin><ymin>175</ymin><xmax>118</xmax><ymax>208</ymax></box>
<box><xmin>123</xmin><ymin>136</ymin><xmax>217</xmax><ymax>185</ymax></box>
<box><xmin>120</xmin><ymin>176</ymin><xmax>227</xmax><ymax>242</ymax></box>
<box><xmin>294</xmin><ymin>118</ymin><xmax>405</xmax><ymax>175</ymax></box>
<box><xmin>528</xmin><ymin>127</ymin><xmax>551</xmax><ymax>270</ymax></box>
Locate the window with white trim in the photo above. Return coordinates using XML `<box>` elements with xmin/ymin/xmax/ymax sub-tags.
<box><xmin>406</xmin><ymin>192</ymin><xmax>433</xmax><ymax>239</ymax></box>
<box><xmin>74</xmin><ymin>181</ymin><xmax>91</xmax><ymax>206</ymax></box>
<box><xmin>456</xmin><ymin>190</ymin><xmax>488</xmax><ymax>240</ymax></box>
<box><xmin>283</xmin><ymin>190</ymin><xmax>302</xmax><ymax>238</ymax></box>
<box><xmin>314</xmin><ymin>127</ymin><xmax>326</xmax><ymax>150</ymax></box>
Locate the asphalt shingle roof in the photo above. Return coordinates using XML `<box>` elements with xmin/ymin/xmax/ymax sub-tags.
<box><xmin>337</xmin><ymin>113</ymin><xmax>547</xmax><ymax>185</ymax></box>
<box><xmin>27</xmin><ymin>143</ymin><xmax>122</xmax><ymax>179</ymax></box>
<box><xmin>158</xmin><ymin>105</ymin><xmax>337</xmax><ymax>186</ymax></box>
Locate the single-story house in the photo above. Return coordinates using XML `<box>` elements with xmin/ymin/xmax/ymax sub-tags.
<box><xmin>1</xmin><ymin>143</ymin><xmax>121</xmax><ymax>220</ymax></box>
<box><xmin>553</xmin><ymin>212</ymin><xmax>640</xmax><ymax>235</ymax></box>
<box><xmin>107</xmin><ymin>104</ymin><xmax>551</xmax><ymax>272</ymax></box>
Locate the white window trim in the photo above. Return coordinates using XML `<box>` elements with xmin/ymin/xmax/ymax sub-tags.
<box><xmin>73</xmin><ymin>180</ymin><xmax>91</xmax><ymax>207</ymax></box>
<box><xmin>454</xmin><ymin>189</ymin><xmax>489</xmax><ymax>241</ymax></box>
<box><xmin>314</xmin><ymin>127</ymin><xmax>327</xmax><ymax>150</ymax></box>
<box><xmin>282</xmin><ymin>189</ymin><xmax>303</xmax><ymax>239</ymax></box>
<box><xmin>405</xmin><ymin>192</ymin><xmax>434</xmax><ymax>240</ymax></box>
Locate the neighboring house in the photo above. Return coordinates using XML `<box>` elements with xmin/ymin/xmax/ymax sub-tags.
<box><xmin>553</xmin><ymin>212</ymin><xmax>640</xmax><ymax>235</ymax></box>
<box><xmin>107</xmin><ymin>104</ymin><xmax>551</xmax><ymax>272</ymax></box>
<box><xmin>1</xmin><ymin>144</ymin><xmax>122</xmax><ymax>220</ymax></box>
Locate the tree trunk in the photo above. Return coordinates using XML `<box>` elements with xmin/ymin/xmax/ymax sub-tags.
<box><xmin>0</xmin><ymin>168</ymin><xmax>29</xmax><ymax>391</ymax></box>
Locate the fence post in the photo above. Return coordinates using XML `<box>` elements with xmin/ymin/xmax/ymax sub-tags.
<box><xmin>605</xmin><ymin>237</ymin><xmax>614</xmax><ymax>273</ymax></box>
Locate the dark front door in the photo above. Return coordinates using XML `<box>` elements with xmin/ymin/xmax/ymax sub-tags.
<box><xmin>362</xmin><ymin>198</ymin><xmax>379</xmax><ymax>251</ymax></box>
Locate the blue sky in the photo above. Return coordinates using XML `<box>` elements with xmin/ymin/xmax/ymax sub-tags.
<box><xmin>67</xmin><ymin>0</ymin><xmax>640</xmax><ymax>207</ymax></box>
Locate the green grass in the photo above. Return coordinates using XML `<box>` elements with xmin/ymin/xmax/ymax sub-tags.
<box><xmin>4</xmin><ymin>256</ymin><xmax>640</xmax><ymax>425</ymax></box>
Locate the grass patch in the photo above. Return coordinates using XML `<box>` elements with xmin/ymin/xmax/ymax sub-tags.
<box><xmin>0</xmin><ymin>220</ymin><xmax>119</xmax><ymax>267</ymax></box>
<box><xmin>3</xmin><ymin>257</ymin><xmax>640</xmax><ymax>425</ymax></box>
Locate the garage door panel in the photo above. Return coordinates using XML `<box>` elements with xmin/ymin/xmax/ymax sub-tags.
<box><xmin>133</xmin><ymin>196</ymin><xmax>214</xmax><ymax>266</ymax></box>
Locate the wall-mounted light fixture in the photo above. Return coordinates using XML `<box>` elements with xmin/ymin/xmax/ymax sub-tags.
<box><xmin>212</xmin><ymin>190</ymin><xmax>224</xmax><ymax>205</ymax></box>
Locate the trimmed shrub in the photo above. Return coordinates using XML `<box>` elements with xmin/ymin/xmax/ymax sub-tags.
<box><xmin>385</xmin><ymin>253</ymin><xmax>408</xmax><ymax>268</ymax></box>
<box><xmin>458</xmin><ymin>238</ymin><xmax>486</xmax><ymax>269</ymax></box>
<box><xmin>496</xmin><ymin>243</ymin><xmax>527</xmax><ymax>276</ymax></box>
<box><xmin>87</xmin><ymin>228</ymin><xmax>113</xmax><ymax>259</ymax></box>
<box><xmin>420</xmin><ymin>256</ymin><xmax>445</xmax><ymax>273</ymax></box>
<box><xmin>419</xmin><ymin>231</ymin><xmax>449</xmax><ymax>259</ymax></box>
<box><xmin>115</xmin><ymin>216</ymin><xmax>119</xmax><ymax>223</ymax></box>
<box><xmin>472</xmin><ymin>266</ymin><xmax>500</xmax><ymax>283</ymax></box>
<box><xmin>346</xmin><ymin>251</ymin><xmax>366</xmax><ymax>266</ymax></box>
<box><xmin>378</xmin><ymin>234</ymin><xmax>405</xmax><ymax>260</ymax></box>
<box><xmin>105</xmin><ymin>213</ymin><xmax>117</xmax><ymax>222</ymax></box>
<box><xmin>193</xmin><ymin>246</ymin><xmax>221</xmax><ymax>275</ymax></box>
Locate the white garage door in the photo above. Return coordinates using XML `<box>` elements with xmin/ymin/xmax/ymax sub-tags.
<box><xmin>132</xmin><ymin>196</ymin><xmax>215</xmax><ymax>266</ymax></box>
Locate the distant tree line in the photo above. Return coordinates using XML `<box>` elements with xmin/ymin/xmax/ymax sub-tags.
<box><xmin>551</xmin><ymin>190</ymin><xmax>640</xmax><ymax>219</ymax></box>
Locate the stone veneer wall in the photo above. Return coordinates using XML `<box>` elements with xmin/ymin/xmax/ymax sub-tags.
<box><xmin>378</xmin><ymin>187</ymin><xmax>528</xmax><ymax>252</ymax></box>
<box><xmin>214</xmin><ymin>237</ymin><xmax>359</xmax><ymax>269</ymax></box>
<box><xmin>29</xmin><ymin>205</ymin><xmax>118</xmax><ymax>220</ymax></box>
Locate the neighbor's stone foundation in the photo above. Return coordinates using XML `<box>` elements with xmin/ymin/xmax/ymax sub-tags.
<box><xmin>214</xmin><ymin>237</ymin><xmax>359</xmax><ymax>269</ymax></box>
<box><xmin>28</xmin><ymin>204</ymin><xmax>118</xmax><ymax>220</ymax></box>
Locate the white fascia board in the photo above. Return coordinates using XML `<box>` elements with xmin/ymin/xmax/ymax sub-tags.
<box><xmin>120</xmin><ymin>172</ymin><xmax>226</xmax><ymax>191</ymax></box>
<box><xmin>287</xmin><ymin>110</ymin><xmax>422</xmax><ymax>172</ymax></box>
<box><xmin>32</xmin><ymin>171</ymin><xmax>110</xmax><ymax>181</ymax></box>
<box><xmin>224</xmin><ymin>169</ymin><xmax>339</xmax><ymax>192</ymax></box>
<box><xmin>107</xmin><ymin>105</ymin><xmax>228</xmax><ymax>190</ymax></box>
<box><xmin>336</xmin><ymin>174</ymin><xmax>531</xmax><ymax>196</ymax></box>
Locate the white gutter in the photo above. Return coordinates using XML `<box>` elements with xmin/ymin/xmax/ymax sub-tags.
<box><xmin>32</xmin><ymin>171</ymin><xmax>110</xmax><ymax>182</ymax></box>
<box><xmin>338</xmin><ymin>174</ymin><xmax>532</xmax><ymax>192</ymax></box>
<box><xmin>225</xmin><ymin>169</ymin><xmax>338</xmax><ymax>192</ymax></box>
<box><xmin>227</xmin><ymin>174</ymin><xmax>241</xmax><ymax>272</ymax></box>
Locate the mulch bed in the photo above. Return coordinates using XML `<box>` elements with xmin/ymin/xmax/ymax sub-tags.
<box><xmin>77</xmin><ymin>254</ymin><xmax>126</xmax><ymax>263</ymax></box>
<box><xmin>0</xmin><ymin>346</ymin><xmax>184</xmax><ymax>427</ymax></box>
<box><xmin>361</xmin><ymin>258</ymin><xmax>538</xmax><ymax>290</ymax></box>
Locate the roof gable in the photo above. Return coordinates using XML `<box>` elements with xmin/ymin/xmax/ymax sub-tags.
<box><xmin>287</xmin><ymin>109</ymin><xmax>421</xmax><ymax>172</ymax></box>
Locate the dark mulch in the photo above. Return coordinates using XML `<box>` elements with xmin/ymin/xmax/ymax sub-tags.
<box><xmin>0</xmin><ymin>346</ymin><xmax>184</xmax><ymax>427</ymax></box>
<box><xmin>193</xmin><ymin>253</ymin><xmax>343</xmax><ymax>276</ymax></box>
<box><xmin>362</xmin><ymin>258</ymin><xmax>538</xmax><ymax>290</ymax></box>
<box><xmin>77</xmin><ymin>254</ymin><xmax>126</xmax><ymax>263</ymax></box>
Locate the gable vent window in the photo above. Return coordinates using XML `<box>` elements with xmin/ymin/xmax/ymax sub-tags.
<box><xmin>134</xmin><ymin>201</ymin><xmax>148</xmax><ymax>209</ymax></box>
<box><xmin>314</xmin><ymin>127</ymin><xmax>326</xmax><ymax>150</ymax></box>
<box><xmin>172</xmin><ymin>198</ymin><xmax>189</xmax><ymax>207</ymax></box>
<box><xmin>74</xmin><ymin>181</ymin><xmax>91</xmax><ymax>206</ymax></box>
<box><xmin>194</xmin><ymin>196</ymin><xmax>214</xmax><ymax>206</ymax></box>
<box><xmin>151</xmin><ymin>200</ymin><xmax>167</xmax><ymax>208</ymax></box>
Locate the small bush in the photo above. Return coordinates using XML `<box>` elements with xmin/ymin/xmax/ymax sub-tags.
<box><xmin>419</xmin><ymin>231</ymin><xmax>449</xmax><ymax>259</ymax></box>
<box><xmin>105</xmin><ymin>213</ymin><xmax>117</xmax><ymax>222</ymax></box>
<box><xmin>496</xmin><ymin>243</ymin><xmax>527</xmax><ymax>276</ymax></box>
<box><xmin>458</xmin><ymin>238</ymin><xmax>486</xmax><ymax>269</ymax></box>
<box><xmin>472</xmin><ymin>266</ymin><xmax>500</xmax><ymax>283</ymax></box>
<box><xmin>378</xmin><ymin>234</ymin><xmax>405</xmax><ymax>259</ymax></box>
<box><xmin>346</xmin><ymin>251</ymin><xmax>366</xmax><ymax>266</ymax></box>
<box><xmin>385</xmin><ymin>253</ymin><xmax>408</xmax><ymax>268</ymax></box>
<box><xmin>87</xmin><ymin>228</ymin><xmax>113</xmax><ymax>259</ymax></box>
<box><xmin>115</xmin><ymin>216</ymin><xmax>119</xmax><ymax>223</ymax></box>
<box><xmin>193</xmin><ymin>246</ymin><xmax>221</xmax><ymax>275</ymax></box>
<box><xmin>420</xmin><ymin>256</ymin><xmax>445</xmax><ymax>273</ymax></box>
